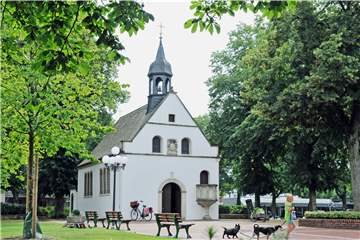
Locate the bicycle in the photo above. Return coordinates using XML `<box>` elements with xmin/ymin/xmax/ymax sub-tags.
<box><xmin>130</xmin><ymin>200</ymin><xmax>153</xmax><ymax>221</ymax></box>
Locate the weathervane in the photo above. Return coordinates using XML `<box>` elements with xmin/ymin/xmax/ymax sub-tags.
<box><xmin>158</xmin><ymin>23</ymin><xmax>164</xmax><ymax>39</ymax></box>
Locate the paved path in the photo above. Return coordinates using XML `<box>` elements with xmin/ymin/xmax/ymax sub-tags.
<box><xmin>129</xmin><ymin>219</ymin><xmax>360</xmax><ymax>240</ymax></box>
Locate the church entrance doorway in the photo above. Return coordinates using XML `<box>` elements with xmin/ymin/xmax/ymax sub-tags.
<box><xmin>162</xmin><ymin>182</ymin><xmax>181</xmax><ymax>214</ymax></box>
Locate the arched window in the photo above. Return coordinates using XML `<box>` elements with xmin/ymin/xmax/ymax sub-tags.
<box><xmin>155</xmin><ymin>78</ymin><xmax>163</xmax><ymax>94</ymax></box>
<box><xmin>152</xmin><ymin>136</ymin><xmax>161</xmax><ymax>153</ymax></box>
<box><xmin>165</xmin><ymin>79</ymin><xmax>170</xmax><ymax>92</ymax></box>
<box><xmin>200</xmin><ymin>170</ymin><xmax>209</xmax><ymax>184</ymax></box>
<box><xmin>150</xmin><ymin>79</ymin><xmax>154</xmax><ymax>94</ymax></box>
<box><xmin>181</xmin><ymin>138</ymin><xmax>190</xmax><ymax>154</ymax></box>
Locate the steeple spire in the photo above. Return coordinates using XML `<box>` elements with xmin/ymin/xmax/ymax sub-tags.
<box><xmin>148</xmin><ymin>38</ymin><xmax>172</xmax><ymax>77</ymax></box>
<box><xmin>147</xmin><ymin>37</ymin><xmax>173</xmax><ymax>113</ymax></box>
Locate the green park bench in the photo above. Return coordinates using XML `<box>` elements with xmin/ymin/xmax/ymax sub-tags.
<box><xmin>85</xmin><ymin>211</ymin><xmax>105</xmax><ymax>228</ymax></box>
<box><xmin>155</xmin><ymin>213</ymin><xmax>194</xmax><ymax>239</ymax></box>
<box><xmin>105</xmin><ymin>211</ymin><xmax>131</xmax><ymax>230</ymax></box>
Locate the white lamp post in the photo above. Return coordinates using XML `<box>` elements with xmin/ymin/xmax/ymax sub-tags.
<box><xmin>102</xmin><ymin>146</ymin><xmax>128</xmax><ymax>211</ymax></box>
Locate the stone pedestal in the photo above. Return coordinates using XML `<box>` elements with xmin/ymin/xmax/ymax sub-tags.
<box><xmin>196</xmin><ymin>184</ymin><xmax>217</xmax><ymax>220</ymax></box>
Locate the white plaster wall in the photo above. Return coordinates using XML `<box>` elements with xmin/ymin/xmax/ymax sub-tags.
<box><xmin>74</xmin><ymin>92</ymin><xmax>219</xmax><ymax>220</ymax></box>
<box><xmin>119</xmin><ymin>154</ymin><xmax>219</xmax><ymax>220</ymax></box>
<box><xmin>75</xmin><ymin>154</ymin><xmax>219</xmax><ymax>220</ymax></box>
<box><xmin>76</xmin><ymin>164</ymin><xmax>114</xmax><ymax>218</ymax></box>
<box><xmin>124</xmin><ymin>124</ymin><xmax>218</xmax><ymax>157</ymax></box>
<box><xmin>149</xmin><ymin>93</ymin><xmax>196</xmax><ymax>126</ymax></box>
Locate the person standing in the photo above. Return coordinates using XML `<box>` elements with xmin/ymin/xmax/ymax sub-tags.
<box><xmin>285</xmin><ymin>194</ymin><xmax>296</xmax><ymax>239</ymax></box>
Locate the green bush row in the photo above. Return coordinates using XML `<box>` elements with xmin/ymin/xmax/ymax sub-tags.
<box><xmin>219</xmin><ymin>205</ymin><xmax>231</xmax><ymax>214</ymax></box>
<box><xmin>39</xmin><ymin>206</ymin><xmax>69</xmax><ymax>218</ymax></box>
<box><xmin>1</xmin><ymin>203</ymin><xmax>69</xmax><ymax>218</ymax></box>
<box><xmin>1</xmin><ymin>203</ymin><xmax>25</xmax><ymax>215</ymax></box>
<box><xmin>305</xmin><ymin>211</ymin><xmax>360</xmax><ymax>219</ymax></box>
<box><xmin>219</xmin><ymin>205</ymin><xmax>246</xmax><ymax>214</ymax></box>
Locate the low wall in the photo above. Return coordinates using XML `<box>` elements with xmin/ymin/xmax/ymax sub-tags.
<box><xmin>219</xmin><ymin>214</ymin><xmax>248</xmax><ymax>219</ymax></box>
<box><xmin>299</xmin><ymin>218</ymin><xmax>360</xmax><ymax>230</ymax></box>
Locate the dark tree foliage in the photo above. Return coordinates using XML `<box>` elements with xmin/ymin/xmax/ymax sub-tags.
<box><xmin>207</xmin><ymin>1</ymin><xmax>357</xmax><ymax>210</ymax></box>
<box><xmin>38</xmin><ymin>148</ymin><xmax>79</xmax><ymax>218</ymax></box>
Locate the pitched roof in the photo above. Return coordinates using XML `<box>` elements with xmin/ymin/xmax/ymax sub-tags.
<box><xmin>78</xmin><ymin>94</ymin><xmax>171</xmax><ymax>167</ymax></box>
<box><xmin>91</xmin><ymin>104</ymin><xmax>150</xmax><ymax>159</ymax></box>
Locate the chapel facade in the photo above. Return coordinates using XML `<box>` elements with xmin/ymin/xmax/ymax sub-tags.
<box><xmin>70</xmin><ymin>38</ymin><xmax>219</xmax><ymax>220</ymax></box>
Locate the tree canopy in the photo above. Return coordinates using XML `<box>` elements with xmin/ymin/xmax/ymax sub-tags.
<box><xmin>206</xmin><ymin>1</ymin><xmax>358</xmax><ymax>210</ymax></box>
<box><xmin>1</xmin><ymin>0</ymin><xmax>153</xmax><ymax>221</ymax></box>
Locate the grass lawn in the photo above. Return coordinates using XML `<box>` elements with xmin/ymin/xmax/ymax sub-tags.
<box><xmin>0</xmin><ymin>220</ymin><xmax>161</xmax><ymax>240</ymax></box>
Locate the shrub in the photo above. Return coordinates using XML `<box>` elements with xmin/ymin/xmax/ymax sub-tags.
<box><xmin>63</xmin><ymin>207</ymin><xmax>69</xmax><ymax>217</ymax></box>
<box><xmin>72</xmin><ymin>209</ymin><xmax>80</xmax><ymax>216</ymax></box>
<box><xmin>207</xmin><ymin>226</ymin><xmax>217</xmax><ymax>240</ymax></box>
<box><xmin>38</xmin><ymin>206</ymin><xmax>48</xmax><ymax>216</ymax></box>
<box><xmin>230</xmin><ymin>205</ymin><xmax>245</xmax><ymax>214</ymax></box>
<box><xmin>254</xmin><ymin>208</ymin><xmax>265</xmax><ymax>214</ymax></box>
<box><xmin>44</xmin><ymin>206</ymin><xmax>55</xmax><ymax>218</ymax></box>
<box><xmin>219</xmin><ymin>205</ymin><xmax>231</xmax><ymax>214</ymax></box>
<box><xmin>305</xmin><ymin>211</ymin><xmax>360</xmax><ymax>219</ymax></box>
<box><xmin>1</xmin><ymin>203</ymin><xmax>25</xmax><ymax>215</ymax></box>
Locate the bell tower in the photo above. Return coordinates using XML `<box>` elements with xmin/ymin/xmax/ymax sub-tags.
<box><xmin>147</xmin><ymin>37</ymin><xmax>172</xmax><ymax>113</ymax></box>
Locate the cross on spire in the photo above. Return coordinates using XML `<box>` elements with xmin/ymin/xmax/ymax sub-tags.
<box><xmin>158</xmin><ymin>23</ymin><xmax>164</xmax><ymax>39</ymax></box>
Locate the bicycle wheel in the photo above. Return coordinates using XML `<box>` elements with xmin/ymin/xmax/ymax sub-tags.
<box><xmin>144</xmin><ymin>212</ymin><xmax>152</xmax><ymax>221</ymax></box>
<box><xmin>130</xmin><ymin>208</ymin><xmax>139</xmax><ymax>220</ymax></box>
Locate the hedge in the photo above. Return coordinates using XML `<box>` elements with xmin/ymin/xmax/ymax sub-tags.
<box><xmin>1</xmin><ymin>203</ymin><xmax>25</xmax><ymax>215</ymax></box>
<box><xmin>219</xmin><ymin>205</ymin><xmax>247</xmax><ymax>214</ymax></box>
<box><xmin>219</xmin><ymin>205</ymin><xmax>231</xmax><ymax>214</ymax></box>
<box><xmin>305</xmin><ymin>211</ymin><xmax>360</xmax><ymax>219</ymax></box>
<box><xmin>2</xmin><ymin>203</ymin><xmax>69</xmax><ymax>218</ymax></box>
<box><xmin>230</xmin><ymin>205</ymin><xmax>245</xmax><ymax>214</ymax></box>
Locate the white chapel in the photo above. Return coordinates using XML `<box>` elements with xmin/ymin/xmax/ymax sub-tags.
<box><xmin>70</xmin><ymin>38</ymin><xmax>219</xmax><ymax>220</ymax></box>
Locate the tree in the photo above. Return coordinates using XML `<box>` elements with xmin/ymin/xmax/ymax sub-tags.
<box><xmin>238</xmin><ymin>2</ymin><xmax>359</xmax><ymax>210</ymax></box>
<box><xmin>0</xmin><ymin>166</ymin><xmax>26</xmax><ymax>204</ymax></box>
<box><xmin>38</xmin><ymin>149</ymin><xmax>78</xmax><ymax>217</ymax></box>
<box><xmin>206</xmin><ymin>22</ymin><xmax>282</xmax><ymax>207</ymax></box>
<box><xmin>185</xmin><ymin>0</ymin><xmax>296</xmax><ymax>34</ymax></box>
<box><xmin>1</xmin><ymin>1</ymin><xmax>153</xmax><ymax>235</ymax></box>
<box><xmin>187</xmin><ymin>0</ymin><xmax>360</xmax><ymax>210</ymax></box>
<box><xmin>206</xmin><ymin>1</ymin><xmax>358</xmax><ymax>211</ymax></box>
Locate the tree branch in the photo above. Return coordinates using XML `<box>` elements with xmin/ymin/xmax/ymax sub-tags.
<box><xmin>40</xmin><ymin>4</ymin><xmax>81</xmax><ymax>93</ymax></box>
<box><xmin>60</xmin><ymin>3</ymin><xmax>80</xmax><ymax>52</ymax></box>
<box><xmin>0</xmin><ymin>1</ymin><xmax>7</xmax><ymax>28</ymax></box>
<box><xmin>13</xmin><ymin>107</ymin><xmax>30</xmax><ymax>126</ymax></box>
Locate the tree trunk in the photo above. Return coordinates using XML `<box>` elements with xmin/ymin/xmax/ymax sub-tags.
<box><xmin>31</xmin><ymin>154</ymin><xmax>39</xmax><ymax>239</ymax></box>
<box><xmin>236</xmin><ymin>188</ymin><xmax>241</xmax><ymax>205</ymax></box>
<box><xmin>341</xmin><ymin>190</ymin><xmax>347</xmax><ymax>210</ymax></box>
<box><xmin>255</xmin><ymin>192</ymin><xmax>260</xmax><ymax>208</ymax></box>
<box><xmin>55</xmin><ymin>195</ymin><xmax>65</xmax><ymax>218</ymax></box>
<box><xmin>308</xmin><ymin>185</ymin><xmax>317</xmax><ymax>211</ymax></box>
<box><xmin>336</xmin><ymin>186</ymin><xmax>347</xmax><ymax>210</ymax></box>
<box><xmin>26</xmin><ymin>131</ymin><xmax>34</xmax><ymax>213</ymax></box>
<box><xmin>271</xmin><ymin>191</ymin><xmax>277</xmax><ymax>218</ymax></box>
<box><xmin>10</xmin><ymin>189</ymin><xmax>19</xmax><ymax>204</ymax></box>
<box><xmin>349</xmin><ymin>103</ymin><xmax>360</xmax><ymax>211</ymax></box>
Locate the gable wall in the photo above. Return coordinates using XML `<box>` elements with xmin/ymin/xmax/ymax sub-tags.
<box><xmin>149</xmin><ymin>93</ymin><xmax>197</xmax><ymax>126</ymax></box>
<box><xmin>124</xmin><ymin>123</ymin><xmax>218</xmax><ymax>156</ymax></box>
<box><xmin>124</xmin><ymin>93</ymin><xmax>218</xmax><ymax>156</ymax></box>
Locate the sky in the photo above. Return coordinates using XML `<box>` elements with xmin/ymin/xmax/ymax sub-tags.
<box><xmin>114</xmin><ymin>2</ymin><xmax>256</xmax><ymax>120</ymax></box>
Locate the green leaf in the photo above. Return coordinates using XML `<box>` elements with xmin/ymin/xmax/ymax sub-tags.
<box><xmin>184</xmin><ymin>19</ymin><xmax>193</xmax><ymax>29</ymax></box>
<box><xmin>78</xmin><ymin>62</ymin><xmax>90</xmax><ymax>75</ymax></box>
<box><xmin>191</xmin><ymin>21</ymin><xmax>198</xmax><ymax>33</ymax></box>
